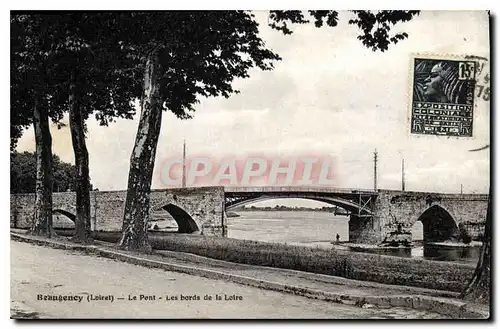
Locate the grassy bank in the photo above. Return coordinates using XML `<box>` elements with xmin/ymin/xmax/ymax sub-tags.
<box><xmin>89</xmin><ymin>231</ymin><xmax>475</xmax><ymax>293</ymax></box>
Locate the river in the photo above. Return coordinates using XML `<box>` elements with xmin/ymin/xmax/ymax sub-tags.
<box><xmin>227</xmin><ymin>211</ymin><xmax>481</xmax><ymax>264</ymax></box>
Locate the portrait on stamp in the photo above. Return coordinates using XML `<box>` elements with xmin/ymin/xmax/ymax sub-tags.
<box><xmin>410</xmin><ymin>58</ymin><xmax>476</xmax><ymax>137</ymax></box>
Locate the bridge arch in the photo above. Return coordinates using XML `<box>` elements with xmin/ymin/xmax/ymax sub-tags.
<box><xmin>225</xmin><ymin>195</ymin><xmax>372</xmax><ymax>216</ymax></box>
<box><xmin>52</xmin><ymin>209</ymin><xmax>76</xmax><ymax>229</ymax></box>
<box><xmin>161</xmin><ymin>203</ymin><xmax>200</xmax><ymax>234</ymax></box>
<box><xmin>53</xmin><ymin>209</ymin><xmax>76</xmax><ymax>222</ymax></box>
<box><xmin>412</xmin><ymin>204</ymin><xmax>459</xmax><ymax>242</ymax></box>
<box><xmin>225</xmin><ymin>194</ymin><xmax>373</xmax><ymax>243</ymax></box>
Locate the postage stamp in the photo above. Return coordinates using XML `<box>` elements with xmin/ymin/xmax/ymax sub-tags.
<box><xmin>409</xmin><ymin>55</ymin><xmax>477</xmax><ymax>137</ymax></box>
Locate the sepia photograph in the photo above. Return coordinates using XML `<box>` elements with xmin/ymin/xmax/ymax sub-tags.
<box><xmin>9</xmin><ymin>9</ymin><xmax>491</xmax><ymax>320</ymax></box>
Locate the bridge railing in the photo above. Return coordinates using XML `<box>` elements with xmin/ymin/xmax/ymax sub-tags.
<box><xmin>223</xmin><ymin>186</ymin><xmax>378</xmax><ymax>194</ymax></box>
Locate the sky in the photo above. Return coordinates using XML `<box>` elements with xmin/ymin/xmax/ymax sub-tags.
<box><xmin>15</xmin><ymin>11</ymin><xmax>491</xmax><ymax>203</ymax></box>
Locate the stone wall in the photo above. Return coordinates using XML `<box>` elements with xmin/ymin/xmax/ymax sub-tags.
<box><xmin>374</xmin><ymin>190</ymin><xmax>488</xmax><ymax>244</ymax></box>
<box><xmin>150</xmin><ymin>187</ymin><xmax>226</xmax><ymax>236</ymax></box>
<box><xmin>10</xmin><ymin>187</ymin><xmax>226</xmax><ymax>236</ymax></box>
<box><xmin>348</xmin><ymin>214</ymin><xmax>379</xmax><ymax>244</ymax></box>
<box><xmin>91</xmin><ymin>190</ymin><xmax>127</xmax><ymax>231</ymax></box>
<box><xmin>11</xmin><ymin>193</ymin><xmax>38</xmax><ymax>229</ymax></box>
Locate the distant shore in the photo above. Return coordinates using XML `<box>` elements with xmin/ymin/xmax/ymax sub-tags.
<box><xmin>231</xmin><ymin>206</ymin><xmax>343</xmax><ymax>213</ymax></box>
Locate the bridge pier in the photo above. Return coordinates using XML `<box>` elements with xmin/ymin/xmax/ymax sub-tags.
<box><xmin>348</xmin><ymin>214</ymin><xmax>379</xmax><ymax>244</ymax></box>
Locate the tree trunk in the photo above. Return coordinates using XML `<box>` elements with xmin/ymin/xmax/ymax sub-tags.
<box><xmin>69</xmin><ymin>70</ymin><xmax>92</xmax><ymax>243</ymax></box>
<box><xmin>29</xmin><ymin>96</ymin><xmax>55</xmax><ymax>237</ymax></box>
<box><xmin>461</xmin><ymin>187</ymin><xmax>491</xmax><ymax>304</ymax></box>
<box><xmin>119</xmin><ymin>50</ymin><xmax>163</xmax><ymax>252</ymax></box>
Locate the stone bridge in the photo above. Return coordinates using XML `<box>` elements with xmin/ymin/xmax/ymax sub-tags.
<box><xmin>367</xmin><ymin>190</ymin><xmax>487</xmax><ymax>244</ymax></box>
<box><xmin>10</xmin><ymin>186</ymin><xmax>488</xmax><ymax>245</ymax></box>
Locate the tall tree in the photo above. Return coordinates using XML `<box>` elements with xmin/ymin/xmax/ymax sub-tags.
<box><xmin>117</xmin><ymin>10</ymin><xmax>419</xmax><ymax>252</ymax></box>
<box><xmin>11</xmin><ymin>14</ymin><xmax>63</xmax><ymax>237</ymax></box>
<box><xmin>64</xmin><ymin>14</ymin><xmax>140</xmax><ymax>243</ymax></box>
<box><xmin>117</xmin><ymin>12</ymin><xmax>280</xmax><ymax>252</ymax></box>
<box><xmin>11</xmin><ymin>13</ymin><xmax>141</xmax><ymax>241</ymax></box>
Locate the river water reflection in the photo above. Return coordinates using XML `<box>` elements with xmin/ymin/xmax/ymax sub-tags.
<box><xmin>227</xmin><ymin>211</ymin><xmax>480</xmax><ymax>264</ymax></box>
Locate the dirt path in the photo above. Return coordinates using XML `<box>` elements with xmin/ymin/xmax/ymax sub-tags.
<box><xmin>11</xmin><ymin>240</ymin><xmax>447</xmax><ymax>319</ymax></box>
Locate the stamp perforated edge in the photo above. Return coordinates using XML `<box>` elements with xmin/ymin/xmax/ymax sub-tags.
<box><xmin>406</xmin><ymin>53</ymin><xmax>490</xmax><ymax>140</ymax></box>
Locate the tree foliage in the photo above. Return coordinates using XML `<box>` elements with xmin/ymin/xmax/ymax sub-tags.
<box><xmin>10</xmin><ymin>13</ymin><xmax>142</xmax><ymax>148</ymax></box>
<box><xmin>115</xmin><ymin>12</ymin><xmax>281</xmax><ymax>119</ymax></box>
<box><xmin>268</xmin><ymin>10</ymin><xmax>420</xmax><ymax>51</ymax></box>
<box><xmin>10</xmin><ymin>151</ymin><xmax>93</xmax><ymax>194</ymax></box>
<box><xmin>11</xmin><ymin>10</ymin><xmax>421</xmax><ymax>151</ymax></box>
<box><xmin>11</xmin><ymin>14</ymin><xmax>61</xmax><ymax>151</ymax></box>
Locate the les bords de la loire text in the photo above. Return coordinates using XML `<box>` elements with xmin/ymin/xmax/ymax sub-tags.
<box><xmin>37</xmin><ymin>293</ymin><xmax>243</xmax><ymax>303</ymax></box>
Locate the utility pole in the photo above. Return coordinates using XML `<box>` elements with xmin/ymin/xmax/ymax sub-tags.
<box><xmin>182</xmin><ymin>139</ymin><xmax>187</xmax><ymax>188</ymax></box>
<box><xmin>402</xmin><ymin>158</ymin><xmax>406</xmax><ymax>191</ymax></box>
<box><xmin>461</xmin><ymin>183</ymin><xmax>463</xmax><ymax>195</ymax></box>
<box><xmin>373</xmin><ymin>149</ymin><xmax>378</xmax><ymax>191</ymax></box>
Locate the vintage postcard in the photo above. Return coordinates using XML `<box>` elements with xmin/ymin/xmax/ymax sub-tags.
<box><xmin>10</xmin><ymin>10</ymin><xmax>491</xmax><ymax>320</ymax></box>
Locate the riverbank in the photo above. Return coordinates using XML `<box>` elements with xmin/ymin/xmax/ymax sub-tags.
<box><xmin>10</xmin><ymin>232</ymin><xmax>489</xmax><ymax>319</ymax></box>
<box><xmin>41</xmin><ymin>229</ymin><xmax>475</xmax><ymax>293</ymax></box>
<box><xmin>339</xmin><ymin>241</ymin><xmax>483</xmax><ymax>250</ymax></box>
